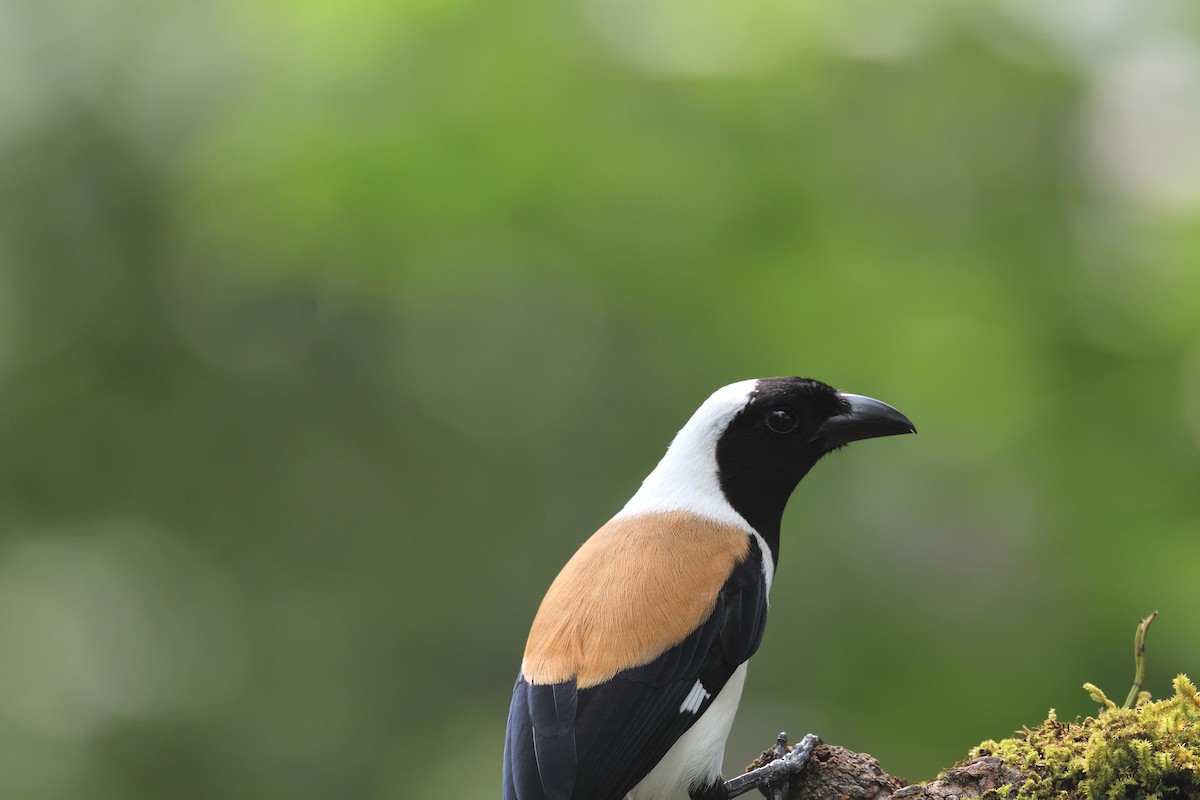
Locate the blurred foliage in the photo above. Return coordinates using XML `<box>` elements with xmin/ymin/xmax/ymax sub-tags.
<box><xmin>1</xmin><ymin>0</ymin><xmax>1200</xmax><ymax>798</ymax></box>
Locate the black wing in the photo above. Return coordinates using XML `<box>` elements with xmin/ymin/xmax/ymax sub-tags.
<box><xmin>502</xmin><ymin>538</ymin><xmax>770</xmax><ymax>800</ymax></box>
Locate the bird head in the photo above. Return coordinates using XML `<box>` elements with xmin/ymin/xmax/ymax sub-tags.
<box><xmin>621</xmin><ymin>377</ymin><xmax>915</xmax><ymax>548</ymax></box>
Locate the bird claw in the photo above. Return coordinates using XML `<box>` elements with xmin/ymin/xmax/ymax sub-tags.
<box><xmin>722</xmin><ymin>732</ymin><xmax>820</xmax><ymax>799</ymax></box>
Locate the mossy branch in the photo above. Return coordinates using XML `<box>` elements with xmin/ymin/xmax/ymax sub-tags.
<box><xmin>737</xmin><ymin>613</ymin><xmax>1198</xmax><ymax>800</ymax></box>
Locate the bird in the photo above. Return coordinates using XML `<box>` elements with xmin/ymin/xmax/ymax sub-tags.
<box><xmin>502</xmin><ymin>376</ymin><xmax>915</xmax><ymax>800</ymax></box>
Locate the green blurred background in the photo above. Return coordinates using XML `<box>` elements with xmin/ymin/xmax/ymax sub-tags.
<box><xmin>2</xmin><ymin>0</ymin><xmax>1200</xmax><ymax>797</ymax></box>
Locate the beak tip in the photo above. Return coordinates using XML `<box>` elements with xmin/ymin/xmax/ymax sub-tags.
<box><xmin>817</xmin><ymin>393</ymin><xmax>916</xmax><ymax>448</ymax></box>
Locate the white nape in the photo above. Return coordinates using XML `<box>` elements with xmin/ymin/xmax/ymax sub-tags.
<box><xmin>617</xmin><ymin>380</ymin><xmax>758</xmax><ymax>532</ymax></box>
<box><xmin>616</xmin><ymin>380</ymin><xmax>776</xmax><ymax>592</ymax></box>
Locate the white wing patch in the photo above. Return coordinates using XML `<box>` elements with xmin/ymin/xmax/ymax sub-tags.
<box><xmin>679</xmin><ymin>679</ymin><xmax>711</xmax><ymax>714</ymax></box>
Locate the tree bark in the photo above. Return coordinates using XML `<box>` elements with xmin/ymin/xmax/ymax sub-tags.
<box><xmin>739</xmin><ymin>742</ymin><xmax>1024</xmax><ymax>800</ymax></box>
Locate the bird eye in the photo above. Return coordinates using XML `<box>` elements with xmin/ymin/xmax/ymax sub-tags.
<box><xmin>765</xmin><ymin>408</ymin><xmax>798</xmax><ymax>434</ymax></box>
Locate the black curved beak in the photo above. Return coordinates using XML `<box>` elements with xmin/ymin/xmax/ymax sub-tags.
<box><xmin>810</xmin><ymin>393</ymin><xmax>916</xmax><ymax>450</ymax></box>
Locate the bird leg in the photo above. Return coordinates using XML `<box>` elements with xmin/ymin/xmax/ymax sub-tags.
<box><xmin>722</xmin><ymin>732</ymin><xmax>820</xmax><ymax>800</ymax></box>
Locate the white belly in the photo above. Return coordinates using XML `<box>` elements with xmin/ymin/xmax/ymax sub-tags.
<box><xmin>626</xmin><ymin>662</ymin><xmax>748</xmax><ymax>800</ymax></box>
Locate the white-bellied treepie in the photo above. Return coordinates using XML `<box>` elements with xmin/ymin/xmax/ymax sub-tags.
<box><xmin>503</xmin><ymin>377</ymin><xmax>915</xmax><ymax>800</ymax></box>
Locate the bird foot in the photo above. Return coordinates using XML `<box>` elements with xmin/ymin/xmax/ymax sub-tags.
<box><xmin>722</xmin><ymin>732</ymin><xmax>820</xmax><ymax>800</ymax></box>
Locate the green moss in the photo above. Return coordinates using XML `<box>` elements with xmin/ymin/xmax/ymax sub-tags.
<box><xmin>969</xmin><ymin>675</ymin><xmax>1200</xmax><ymax>800</ymax></box>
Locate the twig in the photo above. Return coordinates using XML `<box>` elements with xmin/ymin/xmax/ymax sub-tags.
<box><xmin>1123</xmin><ymin>611</ymin><xmax>1158</xmax><ymax>709</ymax></box>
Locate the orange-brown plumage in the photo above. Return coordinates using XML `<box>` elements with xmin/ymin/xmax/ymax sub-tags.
<box><xmin>521</xmin><ymin>511</ymin><xmax>750</xmax><ymax>689</ymax></box>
